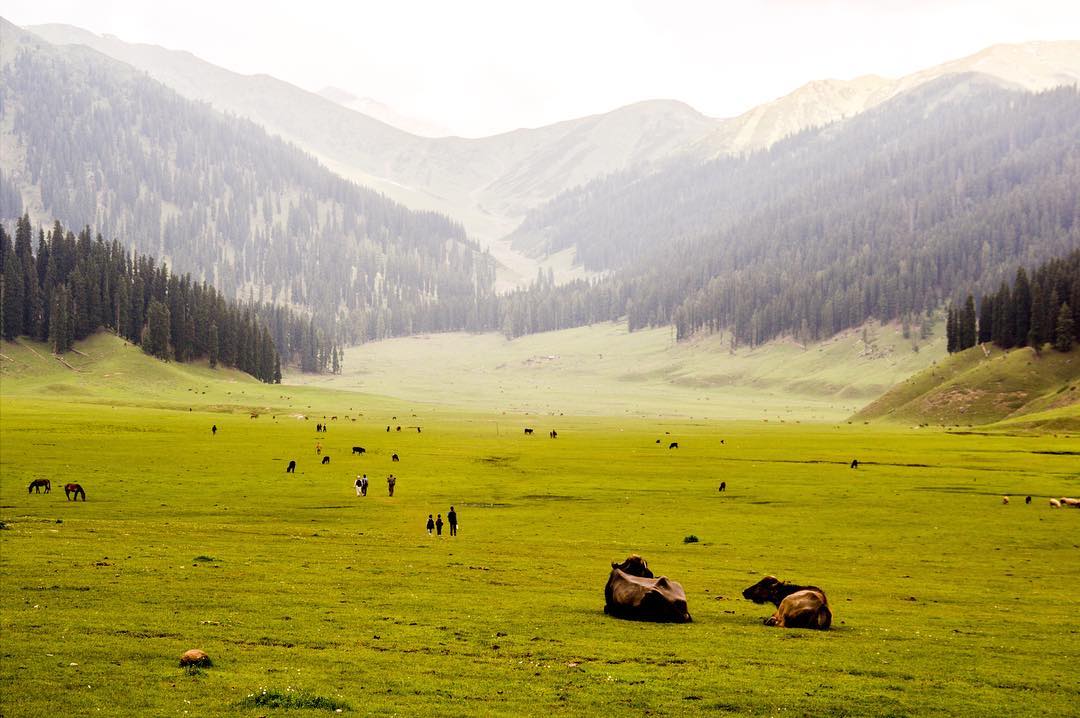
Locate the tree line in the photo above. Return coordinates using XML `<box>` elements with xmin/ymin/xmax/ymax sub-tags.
<box><xmin>0</xmin><ymin>215</ymin><xmax>340</xmax><ymax>382</ymax></box>
<box><xmin>947</xmin><ymin>250</ymin><xmax>1080</xmax><ymax>354</ymax></box>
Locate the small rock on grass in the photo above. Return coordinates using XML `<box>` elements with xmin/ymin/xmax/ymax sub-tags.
<box><xmin>179</xmin><ymin>649</ymin><xmax>211</xmax><ymax>668</ymax></box>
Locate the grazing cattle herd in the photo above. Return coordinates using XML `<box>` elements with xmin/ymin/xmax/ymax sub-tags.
<box><xmin>20</xmin><ymin>416</ymin><xmax>1078</xmax><ymax>635</ymax></box>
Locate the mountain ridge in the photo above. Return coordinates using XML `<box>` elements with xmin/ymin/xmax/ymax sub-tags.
<box><xmin>28</xmin><ymin>21</ymin><xmax>1078</xmax><ymax>285</ymax></box>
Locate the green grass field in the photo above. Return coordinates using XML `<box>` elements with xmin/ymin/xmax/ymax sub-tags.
<box><xmin>294</xmin><ymin>320</ymin><xmax>945</xmax><ymax>421</ymax></box>
<box><xmin>2</xmin><ymin>334</ymin><xmax>1079</xmax><ymax>717</ymax></box>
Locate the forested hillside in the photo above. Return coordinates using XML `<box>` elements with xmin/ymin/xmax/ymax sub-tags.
<box><xmin>503</xmin><ymin>76</ymin><xmax>1080</xmax><ymax>344</ymax></box>
<box><xmin>0</xmin><ymin>20</ymin><xmax>495</xmax><ymax>345</ymax></box>
<box><xmin>0</xmin><ymin>216</ymin><xmax>295</xmax><ymax>382</ymax></box>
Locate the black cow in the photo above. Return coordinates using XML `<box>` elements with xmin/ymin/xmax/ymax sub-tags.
<box><xmin>352</xmin><ymin>446</ymin><xmax>366</xmax><ymax>455</ymax></box>
<box><xmin>286</xmin><ymin>460</ymin><xmax>296</xmax><ymax>473</ymax></box>
<box><xmin>669</xmin><ymin>442</ymin><xmax>679</xmax><ymax>449</ymax></box>
<box><xmin>524</xmin><ymin>428</ymin><xmax>534</xmax><ymax>435</ymax></box>
<box><xmin>321</xmin><ymin>456</ymin><xmax>331</xmax><ymax>465</ymax></box>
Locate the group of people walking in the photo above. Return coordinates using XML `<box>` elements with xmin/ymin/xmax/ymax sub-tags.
<box><xmin>426</xmin><ymin>506</ymin><xmax>458</xmax><ymax>536</ymax></box>
<box><xmin>354</xmin><ymin>473</ymin><xmax>399</xmax><ymax>497</ymax></box>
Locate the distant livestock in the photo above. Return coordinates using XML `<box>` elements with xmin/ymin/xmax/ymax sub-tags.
<box><xmin>286</xmin><ymin>460</ymin><xmax>296</xmax><ymax>473</ymax></box>
<box><xmin>604</xmin><ymin>555</ymin><xmax>691</xmax><ymax>623</ymax></box>
<box><xmin>392</xmin><ymin>454</ymin><xmax>400</xmax><ymax>462</ymax></box>
<box><xmin>352</xmin><ymin>446</ymin><xmax>366</xmax><ymax>455</ymax></box>
<box><xmin>28</xmin><ymin>478</ymin><xmax>51</xmax><ymax>494</ymax></box>
<box><xmin>742</xmin><ymin>575</ymin><xmax>831</xmax><ymax>630</ymax></box>
<box><xmin>396</xmin><ymin>426</ymin><xmax>402</xmax><ymax>432</ymax></box>
<box><xmin>718</xmin><ymin>481</ymin><xmax>726</xmax><ymax>492</ymax></box>
<box><xmin>669</xmin><ymin>442</ymin><xmax>679</xmax><ymax>449</ymax></box>
<box><xmin>524</xmin><ymin>428</ymin><xmax>534</xmax><ymax>435</ymax></box>
<box><xmin>1050</xmin><ymin>498</ymin><xmax>1062</xmax><ymax>508</ymax></box>
<box><xmin>64</xmin><ymin>483</ymin><xmax>86</xmax><ymax>501</ymax></box>
<box><xmin>1025</xmin><ymin>495</ymin><xmax>1032</xmax><ymax>504</ymax></box>
<box><xmin>850</xmin><ymin>459</ymin><xmax>859</xmax><ymax>469</ymax></box>
<box><xmin>1002</xmin><ymin>496</ymin><xmax>1010</xmax><ymax>504</ymax></box>
<box><xmin>656</xmin><ymin>439</ymin><xmax>661</xmax><ymax>444</ymax></box>
<box><xmin>322</xmin><ymin>456</ymin><xmax>331</xmax><ymax>465</ymax></box>
<box><xmin>1061</xmin><ymin>497</ymin><xmax>1080</xmax><ymax>508</ymax></box>
<box><xmin>550</xmin><ymin>430</ymin><xmax>558</xmax><ymax>439</ymax></box>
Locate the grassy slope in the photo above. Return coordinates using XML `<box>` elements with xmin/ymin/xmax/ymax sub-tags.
<box><xmin>292</xmin><ymin>321</ymin><xmax>944</xmax><ymax>421</ymax></box>
<box><xmin>854</xmin><ymin>344</ymin><xmax>1080</xmax><ymax>429</ymax></box>
<box><xmin>3</xmin><ymin>332</ymin><xmax>1080</xmax><ymax>717</ymax></box>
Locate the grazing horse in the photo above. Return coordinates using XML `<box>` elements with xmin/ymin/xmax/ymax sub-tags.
<box><xmin>392</xmin><ymin>454</ymin><xmax>399</xmax><ymax>462</ymax></box>
<box><xmin>669</xmin><ymin>442</ymin><xmax>679</xmax><ymax>449</ymax></box>
<box><xmin>850</xmin><ymin>459</ymin><xmax>859</xmax><ymax>469</ymax></box>
<box><xmin>286</xmin><ymin>460</ymin><xmax>296</xmax><ymax>473</ymax></box>
<box><xmin>1025</xmin><ymin>495</ymin><xmax>1032</xmax><ymax>504</ymax></box>
<box><xmin>322</xmin><ymin>456</ymin><xmax>331</xmax><ymax>465</ymax></box>
<box><xmin>550</xmin><ymin>430</ymin><xmax>558</xmax><ymax>439</ymax></box>
<box><xmin>718</xmin><ymin>481</ymin><xmax>726</xmax><ymax>492</ymax></box>
<box><xmin>28</xmin><ymin>478</ymin><xmax>51</xmax><ymax>494</ymax></box>
<box><xmin>604</xmin><ymin>555</ymin><xmax>691</xmax><ymax>623</ymax></box>
<box><xmin>524</xmin><ymin>428</ymin><xmax>534</xmax><ymax>435</ymax></box>
<box><xmin>352</xmin><ymin>446</ymin><xmax>366</xmax><ymax>455</ymax></box>
<box><xmin>64</xmin><ymin>483</ymin><xmax>86</xmax><ymax>501</ymax></box>
<box><xmin>742</xmin><ymin>576</ymin><xmax>831</xmax><ymax>630</ymax></box>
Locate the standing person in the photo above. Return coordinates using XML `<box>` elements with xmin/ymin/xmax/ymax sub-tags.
<box><xmin>426</xmin><ymin>514</ymin><xmax>435</xmax><ymax>536</ymax></box>
<box><xmin>316</xmin><ymin>441</ymin><xmax>322</xmax><ymax>455</ymax></box>
<box><xmin>360</xmin><ymin>474</ymin><xmax>368</xmax><ymax>496</ymax></box>
<box><xmin>355</xmin><ymin>475</ymin><xmax>363</xmax><ymax>497</ymax></box>
<box><xmin>211</xmin><ymin>424</ymin><xmax>217</xmax><ymax>436</ymax></box>
<box><xmin>435</xmin><ymin>514</ymin><xmax>444</xmax><ymax>536</ymax></box>
<box><xmin>447</xmin><ymin>506</ymin><xmax>458</xmax><ymax>536</ymax></box>
<box><xmin>387</xmin><ymin>474</ymin><xmax>396</xmax><ymax>497</ymax></box>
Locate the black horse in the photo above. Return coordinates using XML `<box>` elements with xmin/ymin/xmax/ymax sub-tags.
<box><xmin>28</xmin><ymin>478</ymin><xmax>51</xmax><ymax>494</ymax></box>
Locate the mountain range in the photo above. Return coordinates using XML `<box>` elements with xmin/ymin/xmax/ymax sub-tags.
<box><xmin>27</xmin><ymin>23</ymin><xmax>1080</xmax><ymax>286</ymax></box>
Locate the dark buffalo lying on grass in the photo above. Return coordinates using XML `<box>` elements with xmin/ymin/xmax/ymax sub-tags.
<box><xmin>604</xmin><ymin>555</ymin><xmax>691</xmax><ymax>623</ymax></box>
<box><xmin>742</xmin><ymin>575</ymin><xmax>831</xmax><ymax>630</ymax></box>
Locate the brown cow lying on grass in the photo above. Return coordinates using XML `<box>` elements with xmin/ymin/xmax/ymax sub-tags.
<box><xmin>742</xmin><ymin>575</ymin><xmax>831</xmax><ymax>630</ymax></box>
<box><xmin>604</xmin><ymin>555</ymin><xmax>691</xmax><ymax>623</ymax></box>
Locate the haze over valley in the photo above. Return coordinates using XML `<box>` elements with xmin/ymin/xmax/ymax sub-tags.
<box><xmin>2</xmin><ymin>5</ymin><xmax>1080</xmax><ymax>715</ymax></box>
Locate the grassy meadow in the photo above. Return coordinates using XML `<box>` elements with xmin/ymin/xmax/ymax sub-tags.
<box><xmin>2</xmin><ymin>333</ymin><xmax>1079</xmax><ymax>717</ymax></box>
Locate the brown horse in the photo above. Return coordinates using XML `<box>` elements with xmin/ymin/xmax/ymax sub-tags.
<box><xmin>64</xmin><ymin>483</ymin><xmax>86</xmax><ymax>501</ymax></box>
<box><xmin>28</xmin><ymin>478</ymin><xmax>51</xmax><ymax>494</ymax></box>
<box><xmin>742</xmin><ymin>575</ymin><xmax>831</xmax><ymax>630</ymax></box>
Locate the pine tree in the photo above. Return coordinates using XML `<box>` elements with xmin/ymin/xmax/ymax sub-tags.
<box><xmin>946</xmin><ymin>306</ymin><xmax>957</xmax><ymax>353</ymax></box>
<box><xmin>1056</xmin><ymin>303</ymin><xmax>1075</xmax><ymax>353</ymax></box>
<box><xmin>977</xmin><ymin>295</ymin><xmax>993</xmax><ymax>344</ymax></box>
<box><xmin>1028</xmin><ymin>282</ymin><xmax>1047</xmax><ymax>348</ymax></box>
<box><xmin>208</xmin><ymin>322</ymin><xmax>219</xmax><ymax>368</ymax></box>
<box><xmin>1013</xmin><ymin>267</ymin><xmax>1031</xmax><ymax>346</ymax></box>
<box><xmin>961</xmin><ymin>295</ymin><xmax>977</xmax><ymax>350</ymax></box>
<box><xmin>143</xmin><ymin>298</ymin><xmax>171</xmax><ymax>359</ymax></box>
<box><xmin>2</xmin><ymin>247</ymin><xmax>24</xmax><ymax>340</ymax></box>
<box><xmin>49</xmin><ymin>284</ymin><xmax>74</xmax><ymax>354</ymax></box>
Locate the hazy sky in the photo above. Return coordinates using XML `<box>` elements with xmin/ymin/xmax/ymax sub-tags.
<box><xmin>4</xmin><ymin>0</ymin><xmax>1079</xmax><ymax>137</ymax></box>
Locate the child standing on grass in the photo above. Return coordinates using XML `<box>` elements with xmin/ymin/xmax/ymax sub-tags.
<box><xmin>426</xmin><ymin>514</ymin><xmax>435</xmax><ymax>535</ymax></box>
<box><xmin>387</xmin><ymin>474</ymin><xmax>396</xmax><ymax>497</ymax></box>
<box><xmin>435</xmin><ymin>514</ymin><xmax>444</xmax><ymax>536</ymax></box>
